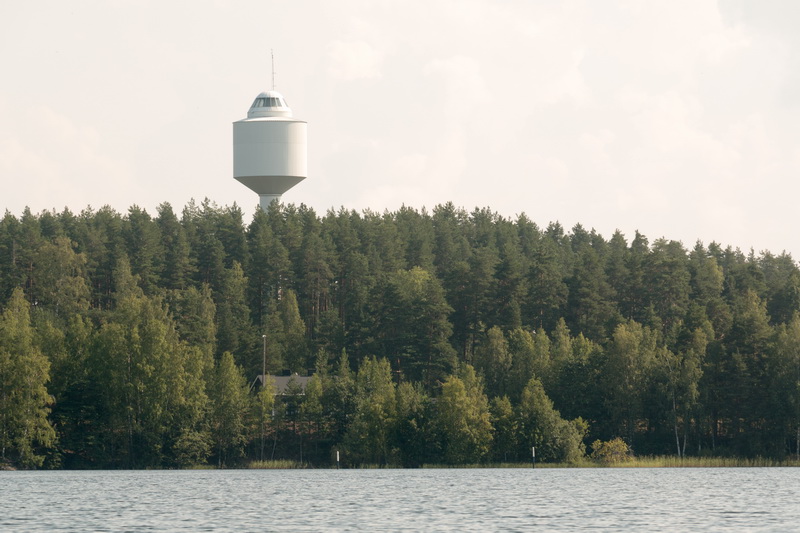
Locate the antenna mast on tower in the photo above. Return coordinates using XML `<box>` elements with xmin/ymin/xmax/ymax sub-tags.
<box><xmin>271</xmin><ymin>49</ymin><xmax>275</xmax><ymax>90</ymax></box>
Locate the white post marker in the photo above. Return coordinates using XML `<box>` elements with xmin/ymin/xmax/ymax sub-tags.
<box><xmin>532</xmin><ymin>446</ymin><xmax>536</xmax><ymax>468</ymax></box>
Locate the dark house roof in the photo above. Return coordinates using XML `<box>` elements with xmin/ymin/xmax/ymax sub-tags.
<box><xmin>252</xmin><ymin>374</ymin><xmax>312</xmax><ymax>395</ymax></box>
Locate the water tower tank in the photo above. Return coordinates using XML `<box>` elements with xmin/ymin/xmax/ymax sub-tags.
<box><xmin>233</xmin><ymin>90</ymin><xmax>307</xmax><ymax>210</ymax></box>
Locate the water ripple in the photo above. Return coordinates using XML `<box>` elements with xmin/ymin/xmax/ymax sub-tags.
<box><xmin>1</xmin><ymin>468</ymin><xmax>799</xmax><ymax>531</ymax></box>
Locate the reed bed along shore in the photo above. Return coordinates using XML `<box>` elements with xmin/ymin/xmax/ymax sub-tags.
<box><xmin>605</xmin><ymin>456</ymin><xmax>800</xmax><ymax>468</ymax></box>
<box><xmin>422</xmin><ymin>456</ymin><xmax>800</xmax><ymax>469</ymax></box>
<box><xmin>242</xmin><ymin>456</ymin><xmax>800</xmax><ymax>469</ymax></box>
<box><xmin>247</xmin><ymin>459</ymin><xmax>309</xmax><ymax>469</ymax></box>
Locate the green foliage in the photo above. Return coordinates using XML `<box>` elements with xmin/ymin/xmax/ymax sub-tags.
<box><xmin>590</xmin><ymin>437</ymin><xmax>631</xmax><ymax>464</ymax></box>
<box><xmin>0</xmin><ymin>289</ymin><xmax>56</xmax><ymax>467</ymax></box>
<box><xmin>32</xmin><ymin>236</ymin><xmax>91</xmax><ymax>315</ymax></box>
<box><xmin>215</xmin><ymin>262</ymin><xmax>256</xmax><ymax>371</ymax></box>
<box><xmin>490</xmin><ymin>395</ymin><xmax>517</xmax><ymax>462</ymax></box>
<box><xmin>253</xmin><ymin>375</ymin><xmax>277</xmax><ymax>462</ymax></box>
<box><xmin>209</xmin><ymin>352</ymin><xmax>251</xmax><ymax>466</ymax></box>
<box><xmin>516</xmin><ymin>377</ymin><xmax>586</xmax><ymax>463</ymax></box>
<box><xmin>601</xmin><ymin>321</ymin><xmax>659</xmax><ymax>443</ymax></box>
<box><xmin>435</xmin><ymin>365</ymin><xmax>493</xmax><ymax>464</ymax></box>
<box><xmin>393</xmin><ymin>381</ymin><xmax>431</xmax><ymax>467</ymax></box>
<box><xmin>87</xmin><ymin>288</ymin><xmax>212</xmax><ymax>467</ymax></box>
<box><xmin>506</xmin><ymin>327</ymin><xmax>537</xmax><ymax>400</ymax></box>
<box><xmin>343</xmin><ymin>356</ymin><xmax>397</xmax><ymax>465</ymax></box>
<box><xmin>156</xmin><ymin>202</ymin><xmax>194</xmax><ymax>291</ymax></box>
<box><xmin>273</xmin><ymin>289</ymin><xmax>309</xmax><ymax>373</ymax></box>
<box><xmin>1</xmin><ymin>202</ymin><xmax>800</xmax><ymax>467</ymax></box>
<box><xmin>168</xmin><ymin>285</ymin><xmax>217</xmax><ymax>358</ymax></box>
<box><xmin>475</xmin><ymin>326</ymin><xmax>512</xmax><ymax>397</ymax></box>
<box><xmin>371</xmin><ymin>267</ymin><xmax>456</xmax><ymax>385</ymax></box>
<box><xmin>173</xmin><ymin>429</ymin><xmax>212</xmax><ymax>467</ymax></box>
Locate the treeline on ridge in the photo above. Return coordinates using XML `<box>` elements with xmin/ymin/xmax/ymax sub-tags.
<box><xmin>1</xmin><ymin>200</ymin><xmax>799</xmax><ymax>468</ymax></box>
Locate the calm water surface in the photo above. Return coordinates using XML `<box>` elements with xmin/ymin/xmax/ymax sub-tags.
<box><xmin>1</xmin><ymin>468</ymin><xmax>798</xmax><ymax>531</ymax></box>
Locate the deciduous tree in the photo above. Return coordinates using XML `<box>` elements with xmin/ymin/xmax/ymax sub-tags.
<box><xmin>0</xmin><ymin>288</ymin><xmax>56</xmax><ymax>467</ymax></box>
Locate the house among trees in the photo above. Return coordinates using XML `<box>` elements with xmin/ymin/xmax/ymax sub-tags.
<box><xmin>252</xmin><ymin>374</ymin><xmax>312</xmax><ymax>395</ymax></box>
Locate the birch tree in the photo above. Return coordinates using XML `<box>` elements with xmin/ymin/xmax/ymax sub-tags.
<box><xmin>0</xmin><ymin>288</ymin><xmax>56</xmax><ymax>467</ymax></box>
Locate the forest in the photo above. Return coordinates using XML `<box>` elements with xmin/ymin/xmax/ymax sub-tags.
<box><xmin>1</xmin><ymin>200</ymin><xmax>799</xmax><ymax>469</ymax></box>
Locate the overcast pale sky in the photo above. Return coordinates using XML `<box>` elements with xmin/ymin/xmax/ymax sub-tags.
<box><xmin>2</xmin><ymin>1</ymin><xmax>799</xmax><ymax>256</ymax></box>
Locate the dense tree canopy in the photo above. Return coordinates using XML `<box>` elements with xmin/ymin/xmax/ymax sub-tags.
<box><xmin>1</xmin><ymin>200</ymin><xmax>800</xmax><ymax>468</ymax></box>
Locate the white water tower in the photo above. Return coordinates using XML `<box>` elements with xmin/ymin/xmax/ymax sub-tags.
<box><xmin>233</xmin><ymin>89</ymin><xmax>307</xmax><ymax>210</ymax></box>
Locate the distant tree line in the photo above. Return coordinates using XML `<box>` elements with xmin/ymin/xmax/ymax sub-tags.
<box><xmin>1</xmin><ymin>200</ymin><xmax>799</xmax><ymax>468</ymax></box>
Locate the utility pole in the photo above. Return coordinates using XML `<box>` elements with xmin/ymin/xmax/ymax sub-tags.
<box><xmin>262</xmin><ymin>334</ymin><xmax>267</xmax><ymax>382</ymax></box>
<box><xmin>261</xmin><ymin>334</ymin><xmax>267</xmax><ymax>462</ymax></box>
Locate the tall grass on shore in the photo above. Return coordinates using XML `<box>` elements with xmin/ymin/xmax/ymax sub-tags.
<box><xmin>421</xmin><ymin>457</ymin><xmax>800</xmax><ymax>469</ymax></box>
<box><xmin>247</xmin><ymin>459</ymin><xmax>308</xmax><ymax>469</ymax></box>
<box><xmin>241</xmin><ymin>457</ymin><xmax>800</xmax><ymax>469</ymax></box>
<box><xmin>616</xmin><ymin>456</ymin><xmax>800</xmax><ymax>468</ymax></box>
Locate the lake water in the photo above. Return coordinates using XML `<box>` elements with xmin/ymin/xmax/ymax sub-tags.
<box><xmin>1</xmin><ymin>468</ymin><xmax>798</xmax><ymax>531</ymax></box>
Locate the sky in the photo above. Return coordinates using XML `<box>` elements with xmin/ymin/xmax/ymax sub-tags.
<box><xmin>2</xmin><ymin>0</ymin><xmax>799</xmax><ymax>257</ymax></box>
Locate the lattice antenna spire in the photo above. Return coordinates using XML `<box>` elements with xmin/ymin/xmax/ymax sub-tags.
<box><xmin>271</xmin><ymin>49</ymin><xmax>276</xmax><ymax>90</ymax></box>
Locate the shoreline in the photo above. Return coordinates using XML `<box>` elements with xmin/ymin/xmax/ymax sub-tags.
<box><xmin>245</xmin><ymin>456</ymin><xmax>800</xmax><ymax>470</ymax></box>
<box><xmin>4</xmin><ymin>457</ymin><xmax>798</xmax><ymax>471</ymax></box>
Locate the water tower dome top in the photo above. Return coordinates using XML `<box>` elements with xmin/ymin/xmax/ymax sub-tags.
<box><xmin>247</xmin><ymin>90</ymin><xmax>293</xmax><ymax>118</ymax></box>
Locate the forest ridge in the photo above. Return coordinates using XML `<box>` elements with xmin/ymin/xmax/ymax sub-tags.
<box><xmin>1</xmin><ymin>200</ymin><xmax>799</xmax><ymax>468</ymax></box>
